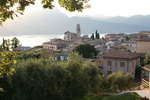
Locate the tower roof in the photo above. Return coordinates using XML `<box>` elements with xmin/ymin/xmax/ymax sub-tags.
<box><xmin>77</xmin><ymin>24</ymin><xmax>80</xmax><ymax>28</ymax></box>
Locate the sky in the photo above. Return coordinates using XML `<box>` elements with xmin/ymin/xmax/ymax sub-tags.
<box><xmin>25</xmin><ymin>0</ymin><xmax>150</xmax><ymax>18</ymax></box>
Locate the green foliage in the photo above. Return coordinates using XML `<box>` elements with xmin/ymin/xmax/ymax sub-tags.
<box><xmin>0</xmin><ymin>51</ymin><xmax>17</xmax><ymax>99</ymax></box>
<box><xmin>102</xmin><ymin>37</ymin><xmax>105</xmax><ymax>40</ymax></box>
<box><xmin>0</xmin><ymin>51</ymin><xmax>16</xmax><ymax>77</ymax></box>
<box><xmin>2</xmin><ymin>38</ymin><xmax>5</xmax><ymax>50</ymax></box>
<box><xmin>74</xmin><ymin>44</ymin><xmax>98</xmax><ymax>58</ymax></box>
<box><xmin>5</xmin><ymin>39</ymin><xmax>11</xmax><ymax>51</ymax></box>
<box><xmin>107</xmin><ymin>71</ymin><xmax>133</xmax><ymax>91</ymax></box>
<box><xmin>1</xmin><ymin>52</ymin><xmax>104</xmax><ymax>100</ymax></box>
<box><xmin>125</xmin><ymin>36</ymin><xmax>130</xmax><ymax>41</ymax></box>
<box><xmin>0</xmin><ymin>0</ymin><xmax>35</xmax><ymax>24</ymax></box>
<box><xmin>1</xmin><ymin>38</ymin><xmax>11</xmax><ymax>51</ymax></box>
<box><xmin>135</xmin><ymin>65</ymin><xmax>142</xmax><ymax>81</ymax></box>
<box><xmin>83</xmin><ymin>93</ymin><xmax>141</xmax><ymax>100</ymax></box>
<box><xmin>123</xmin><ymin>49</ymin><xmax>131</xmax><ymax>52</ymax></box>
<box><xmin>58</xmin><ymin>0</ymin><xmax>90</xmax><ymax>12</ymax></box>
<box><xmin>144</xmin><ymin>52</ymin><xmax>150</xmax><ymax>65</ymax></box>
<box><xmin>95</xmin><ymin>30</ymin><xmax>100</xmax><ymax>39</ymax></box>
<box><xmin>104</xmin><ymin>93</ymin><xmax>141</xmax><ymax>100</ymax></box>
<box><xmin>1</xmin><ymin>37</ymin><xmax>21</xmax><ymax>51</ymax></box>
<box><xmin>11</xmin><ymin>37</ymin><xmax>20</xmax><ymax>49</ymax></box>
<box><xmin>15</xmin><ymin>52</ymin><xmax>41</xmax><ymax>60</ymax></box>
<box><xmin>91</xmin><ymin>34</ymin><xmax>94</xmax><ymax>40</ymax></box>
<box><xmin>41</xmin><ymin>49</ymin><xmax>52</xmax><ymax>59</ymax></box>
<box><xmin>55</xmin><ymin>50</ymin><xmax>62</xmax><ymax>53</ymax></box>
<box><xmin>83</xmin><ymin>94</ymin><xmax>106</xmax><ymax>100</ymax></box>
<box><xmin>33</xmin><ymin>45</ymin><xmax>43</xmax><ymax>49</ymax></box>
<box><xmin>0</xmin><ymin>45</ymin><xmax>3</xmax><ymax>52</ymax></box>
<box><xmin>91</xmin><ymin>30</ymin><xmax>100</xmax><ymax>40</ymax></box>
<box><xmin>0</xmin><ymin>0</ymin><xmax>90</xmax><ymax>24</ymax></box>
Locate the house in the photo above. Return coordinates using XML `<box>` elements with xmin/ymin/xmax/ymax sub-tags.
<box><xmin>136</xmin><ymin>37</ymin><xmax>150</xmax><ymax>53</ymax></box>
<box><xmin>43</xmin><ymin>39</ymin><xmax>67</xmax><ymax>51</ymax></box>
<box><xmin>142</xmin><ymin>64</ymin><xmax>150</xmax><ymax>93</ymax></box>
<box><xmin>126</xmin><ymin>41</ymin><xmax>137</xmax><ymax>52</ymax></box>
<box><xmin>139</xmin><ymin>31</ymin><xmax>150</xmax><ymax>35</ymax></box>
<box><xmin>105</xmin><ymin>34</ymin><xmax>117</xmax><ymax>40</ymax></box>
<box><xmin>102</xmin><ymin>49</ymin><xmax>140</xmax><ymax>77</ymax></box>
<box><xmin>81</xmin><ymin>35</ymin><xmax>92</xmax><ymax>42</ymax></box>
<box><xmin>105</xmin><ymin>41</ymin><xmax>115</xmax><ymax>50</ymax></box>
<box><xmin>105</xmin><ymin>33</ymin><xmax>125</xmax><ymax>40</ymax></box>
<box><xmin>54</xmin><ymin>51</ymin><xmax>69</xmax><ymax>60</ymax></box>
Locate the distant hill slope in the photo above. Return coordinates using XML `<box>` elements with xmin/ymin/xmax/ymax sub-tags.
<box><xmin>0</xmin><ymin>9</ymin><xmax>150</xmax><ymax>36</ymax></box>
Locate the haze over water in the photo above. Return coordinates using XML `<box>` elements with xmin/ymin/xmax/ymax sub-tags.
<box><xmin>0</xmin><ymin>34</ymin><xmax>64</xmax><ymax>47</ymax></box>
<box><xmin>0</xmin><ymin>34</ymin><xmax>106</xmax><ymax>47</ymax></box>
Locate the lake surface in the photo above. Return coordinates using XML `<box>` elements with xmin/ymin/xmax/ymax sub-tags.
<box><xmin>0</xmin><ymin>34</ymin><xmax>105</xmax><ymax>47</ymax></box>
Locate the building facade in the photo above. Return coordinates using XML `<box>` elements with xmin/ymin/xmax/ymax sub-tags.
<box><xmin>43</xmin><ymin>39</ymin><xmax>67</xmax><ymax>51</ymax></box>
<box><xmin>102</xmin><ymin>49</ymin><xmax>140</xmax><ymax>77</ymax></box>
<box><xmin>136</xmin><ymin>38</ymin><xmax>150</xmax><ymax>53</ymax></box>
<box><xmin>126</xmin><ymin>41</ymin><xmax>137</xmax><ymax>52</ymax></box>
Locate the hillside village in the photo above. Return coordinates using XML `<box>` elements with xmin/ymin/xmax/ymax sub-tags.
<box><xmin>2</xmin><ymin>0</ymin><xmax>150</xmax><ymax>99</ymax></box>
<box><xmin>3</xmin><ymin>24</ymin><xmax>150</xmax><ymax>99</ymax></box>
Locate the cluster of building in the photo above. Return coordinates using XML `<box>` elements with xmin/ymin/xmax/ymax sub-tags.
<box><xmin>42</xmin><ymin>25</ymin><xmax>150</xmax><ymax>80</ymax></box>
<box><xmin>13</xmin><ymin>24</ymin><xmax>150</xmax><ymax>92</ymax></box>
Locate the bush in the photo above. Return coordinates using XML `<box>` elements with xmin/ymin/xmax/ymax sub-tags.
<box><xmin>107</xmin><ymin>71</ymin><xmax>133</xmax><ymax>91</ymax></box>
<box><xmin>1</xmin><ymin>52</ymin><xmax>104</xmax><ymax>100</ymax></box>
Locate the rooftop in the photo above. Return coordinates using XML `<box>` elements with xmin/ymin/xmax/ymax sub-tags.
<box><xmin>102</xmin><ymin>49</ymin><xmax>140</xmax><ymax>59</ymax></box>
<box><xmin>137</xmin><ymin>37</ymin><xmax>150</xmax><ymax>42</ymax></box>
<box><xmin>43</xmin><ymin>42</ymin><xmax>57</xmax><ymax>45</ymax></box>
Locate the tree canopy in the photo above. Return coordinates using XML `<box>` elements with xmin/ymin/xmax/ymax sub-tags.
<box><xmin>0</xmin><ymin>0</ymin><xmax>90</xmax><ymax>24</ymax></box>
<box><xmin>107</xmin><ymin>71</ymin><xmax>133</xmax><ymax>92</ymax></box>
<box><xmin>74</xmin><ymin>44</ymin><xmax>98</xmax><ymax>58</ymax></box>
<box><xmin>1</xmin><ymin>37</ymin><xmax>21</xmax><ymax>51</ymax></box>
<box><xmin>95</xmin><ymin>30</ymin><xmax>100</xmax><ymax>39</ymax></box>
<box><xmin>0</xmin><ymin>52</ymin><xmax>104</xmax><ymax>100</ymax></box>
<box><xmin>144</xmin><ymin>52</ymin><xmax>150</xmax><ymax>65</ymax></box>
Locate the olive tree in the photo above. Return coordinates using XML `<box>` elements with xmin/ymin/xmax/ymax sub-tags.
<box><xmin>1</xmin><ymin>52</ymin><xmax>104</xmax><ymax>100</ymax></box>
<box><xmin>107</xmin><ymin>71</ymin><xmax>133</xmax><ymax>92</ymax></box>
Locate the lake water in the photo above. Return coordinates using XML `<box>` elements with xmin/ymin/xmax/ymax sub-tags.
<box><xmin>0</xmin><ymin>34</ymin><xmax>105</xmax><ymax>47</ymax></box>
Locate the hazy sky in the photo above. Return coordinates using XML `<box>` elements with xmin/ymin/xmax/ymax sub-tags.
<box><xmin>25</xmin><ymin>0</ymin><xmax>150</xmax><ymax>18</ymax></box>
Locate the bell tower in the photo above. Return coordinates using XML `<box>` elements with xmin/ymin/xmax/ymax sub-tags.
<box><xmin>76</xmin><ymin>24</ymin><xmax>81</xmax><ymax>39</ymax></box>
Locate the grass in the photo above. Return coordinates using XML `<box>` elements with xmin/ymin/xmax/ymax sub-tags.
<box><xmin>83</xmin><ymin>92</ymin><xmax>141</xmax><ymax>100</ymax></box>
<box><xmin>104</xmin><ymin>92</ymin><xmax>141</xmax><ymax>100</ymax></box>
<box><xmin>83</xmin><ymin>94</ymin><xmax>106</xmax><ymax>100</ymax></box>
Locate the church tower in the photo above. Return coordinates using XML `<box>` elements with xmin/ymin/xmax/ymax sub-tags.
<box><xmin>76</xmin><ymin>24</ymin><xmax>81</xmax><ymax>39</ymax></box>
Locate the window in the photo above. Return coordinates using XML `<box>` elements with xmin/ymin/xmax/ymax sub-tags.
<box><xmin>115</xmin><ymin>62</ymin><xmax>117</xmax><ymax>66</ymax></box>
<box><xmin>120</xmin><ymin>62</ymin><xmax>125</xmax><ymax>67</ymax></box>
<box><xmin>132</xmin><ymin>62</ymin><xmax>134</xmax><ymax>67</ymax></box>
<box><xmin>107</xmin><ymin>61</ymin><xmax>112</xmax><ymax>66</ymax></box>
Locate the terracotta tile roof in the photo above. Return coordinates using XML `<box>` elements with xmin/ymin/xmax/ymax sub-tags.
<box><xmin>143</xmin><ymin>64</ymin><xmax>150</xmax><ymax>71</ymax></box>
<box><xmin>43</xmin><ymin>42</ymin><xmax>57</xmax><ymax>45</ymax></box>
<box><xmin>102</xmin><ymin>49</ymin><xmax>140</xmax><ymax>59</ymax></box>
<box><xmin>137</xmin><ymin>37</ymin><xmax>150</xmax><ymax>42</ymax></box>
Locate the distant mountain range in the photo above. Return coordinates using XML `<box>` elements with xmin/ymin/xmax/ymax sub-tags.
<box><xmin>1</xmin><ymin>9</ymin><xmax>150</xmax><ymax>36</ymax></box>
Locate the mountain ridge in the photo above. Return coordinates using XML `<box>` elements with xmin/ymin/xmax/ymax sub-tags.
<box><xmin>0</xmin><ymin>9</ymin><xmax>150</xmax><ymax>36</ymax></box>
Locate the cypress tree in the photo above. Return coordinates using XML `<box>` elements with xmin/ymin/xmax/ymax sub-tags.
<box><xmin>91</xmin><ymin>34</ymin><xmax>94</xmax><ymax>40</ymax></box>
<box><xmin>2</xmin><ymin>38</ymin><xmax>5</xmax><ymax>49</ymax></box>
